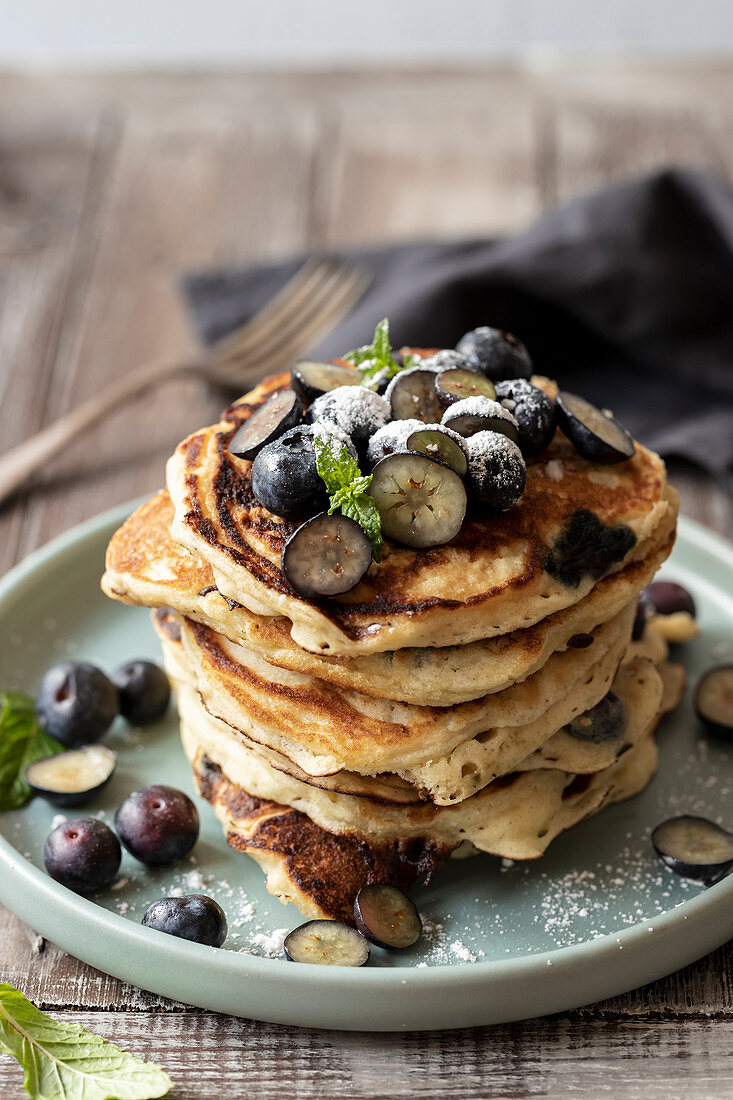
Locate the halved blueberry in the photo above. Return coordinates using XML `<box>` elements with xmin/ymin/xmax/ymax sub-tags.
<box><xmin>456</xmin><ymin>327</ymin><xmax>532</xmax><ymax>381</ymax></box>
<box><xmin>27</xmin><ymin>745</ymin><xmax>117</xmax><ymax>808</ymax></box>
<box><xmin>441</xmin><ymin>397</ymin><xmax>520</xmax><ymax>445</ymax></box>
<box><xmin>695</xmin><ymin>666</ymin><xmax>733</xmax><ymax>740</ymax></box>
<box><xmin>229</xmin><ymin>389</ymin><xmax>303</xmax><ymax>461</ymax></box>
<box><xmin>386</xmin><ymin>368</ymin><xmax>444</xmax><ymax>423</ymax></box>
<box><xmin>419</xmin><ymin>350</ymin><xmax>472</xmax><ymax>372</ymax></box>
<box><xmin>556</xmin><ymin>391</ymin><xmax>635</xmax><ymax>464</ymax></box>
<box><xmin>281</xmin><ymin>513</ymin><xmax>373</xmax><ymax>598</ymax></box>
<box><xmin>566</xmin><ymin>690</ymin><xmax>626</xmax><ymax>743</ymax></box>
<box><xmin>406</xmin><ymin>427</ymin><xmax>468</xmax><ymax>477</ymax></box>
<box><xmin>435</xmin><ymin>368</ymin><xmax>496</xmax><ymax>408</ymax></box>
<box><xmin>353</xmin><ymin>884</ymin><xmax>422</xmax><ymax>950</ymax></box>
<box><xmin>290</xmin><ymin>361</ymin><xmax>361</xmax><ymax>405</ymax></box>
<box><xmin>283</xmin><ymin>920</ymin><xmax>370</xmax><ymax>966</ymax></box>
<box><xmin>495</xmin><ymin>378</ymin><xmax>557</xmax><ymax>458</ymax></box>
<box><xmin>644</xmin><ymin>581</ymin><xmax>696</xmax><ymax>619</ymax></box>
<box><xmin>368</xmin><ymin>453</ymin><xmax>467</xmax><ymax>548</ymax></box>
<box><xmin>652</xmin><ymin>816</ymin><xmax>733</xmax><ymax>884</ymax></box>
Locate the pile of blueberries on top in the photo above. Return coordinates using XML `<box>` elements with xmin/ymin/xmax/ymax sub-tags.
<box><xmin>230</xmin><ymin>325</ymin><xmax>638</xmax><ymax>599</ymax></box>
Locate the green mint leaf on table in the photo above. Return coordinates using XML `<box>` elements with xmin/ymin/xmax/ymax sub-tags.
<box><xmin>343</xmin><ymin>318</ymin><xmax>407</xmax><ymax>387</ymax></box>
<box><xmin>0</xmin><ymin>984</ymin><xmax>172</xmax><ymax>1100</ymax></box>
<box><xmin>0</xmin><ymin>693</ymin><xmax>64</xmax><ymax>812</ymax></box>
<box><xmin>314</xmin><ymin>436</ymin><xmax>383</xmax><ymax>563</ymax></box>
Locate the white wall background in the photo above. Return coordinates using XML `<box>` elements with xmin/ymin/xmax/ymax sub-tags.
<box><xmin>2</xmin><ymin>0</ymin><xmax>733</xmax><ymax>66</ymax></box>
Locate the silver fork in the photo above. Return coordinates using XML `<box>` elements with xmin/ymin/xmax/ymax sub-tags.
<box><xmin>0</xmin><ymin>258</ymin><xmax>370</xmax><ymax>505</ymax></box>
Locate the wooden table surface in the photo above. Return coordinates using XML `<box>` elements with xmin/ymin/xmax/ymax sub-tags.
<box><xmin>1</xmin><ymin>64</ymin><xmax>732</xmax><ymax>1098</ymax></box>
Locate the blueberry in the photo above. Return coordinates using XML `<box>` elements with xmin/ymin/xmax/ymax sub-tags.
<box><xmin>385</xmin><ymin>368</ymin><xmax>444</xmax><ymax>424</ymax></box>
<box><xmin>556</xmin><ymin>391</ymin><xmax>635</xmax><ymax>464</ymax></box>
<box><xmin>282</xmin><ymin>513</ymin><xmax>373</xmax><ymax>598</ymax></box>
<box><xmin>113</xmin><ymin>661</ymin><xmax>170</xmax><ymax>725</ymax></box>
<box><xmin>251</xmin><ymin>425</ymin><xmax>329</xmax><ymax>520</ymax></box>
<box><xmin>566</xmin><ymin>690</ymin><xmax>626</xmax><ymax>743</ymax></box>
<box><xmin>44</xmin><ymin>817</ymin><xmax>121</xmax><ymax>893</ymax></box>
<box><xmin>228</xmin><ymin>389</ymin><xmax>303</xmax><ymax>461</ymax></box>
<box><xmin>419</xmin><ymin>350</ymin><xmax>472</xmax><ymax>372</ymax></box>
<box><xmin>464</xmin><ymin>431</ymin><xmax>526</xmax><ymax>510</ymax></box>
<box><xmin>306</xmin><ymin>387</ymin><xmax>390</xmax><ymax>457</ymax></box>
<box><xmin>368</xmin><ymin>453</ymin><xmax>466</xmax><ymax>548</ymax></box>
<box><xmin>644</xmin><ymin>581</ymin><xmax>696</xmax><ymax>619</ymax></box>
<box><xmin>695</xmin><ymin>666</ymin><xmax>733</xmax><ymax>740</ymax></box>
<box><xmin>441</xmin><ymin>397</ymin><xmax>520</xmax><ymax>445</ymax></box>
<box><xmin>27</xmin><ymin>745</ymin><xmax>117</xmax><ymax>808</ymax></box>
<box><xmin>142</xmin><ymin>894</ymin><xmax>227</xmax><ymax>947</ymax></box>
<box><xmin>494</xmin><ymin>378</ymin><xmax>557</xmax><ymax>458</ymax></box>
<box><xmin>544</xmin><ymin>510</ymin><xmax>636</xmax><ymax>588</ymax></box>
<box><xmin>283</xmin><ymin>920</ymin><xmax>369</xmax><ymax>966</ymax></box>
<box><xmin>353</xmin><ymin>884</ymin><xmax>422</xmax><ymax>949</ymax></box>
<box><xmin>456</xmin><ymin>327</ymin><xmax>532</xmax><ymax>381</ymax></box>
<box><xmin>652</xmin><ymin>816</ymin><xmax>733</xmax><ymax>884</ymax></box>
<box><xmin>366</xmin><ymin>418</ymin><xmax>424</xmax><ymax>467</ymax></box>
<box><xmin>405</xmin><ymin>426</ymin><xmax>468</xmax><ymax>477</ymax></box>
<box><xmin>36</xmin><ymin>662</ymin><xmax>118</xmax><ymax>748</ymax></box>
<box><xmin>290</xmin><ymin>361</ymin><xmax>361</xmax><ymax>405</ymax></box>
<box><xmin>115</xmin><ymin>784</ymin><xmax>199</xmax><ymax>865</ymax></box>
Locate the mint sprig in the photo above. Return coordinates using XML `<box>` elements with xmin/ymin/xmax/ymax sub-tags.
<box><xmin>343</xmin><ymin>318</ymin><xmax>418</xmax><ymax>387</ymax></box>
<box><xmin>314</xmin><ymin>436</ymin><xmax>382</xmax><ymax>562</ymax></box>
<box><xmin>0</xmin><ymin>983</ymin><xmax>172</xmax><ymax>1099</ymax></box>
<box><xmin>0</xmin><ymin>692</ymin><xmax>64</xmax><ymax>812</ymax></box>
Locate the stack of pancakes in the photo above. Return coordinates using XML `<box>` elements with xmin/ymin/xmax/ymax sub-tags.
<box><xmin>103</xmin><ymin>369</ymin><xmax>683</xmax><ymax>923</ymax></box>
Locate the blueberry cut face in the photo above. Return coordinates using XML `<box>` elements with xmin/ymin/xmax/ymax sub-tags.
<box><xmin>695</xmin><ymin>665</ymin><xmax>733</xmax><ymax>740</ymax></box>
<box><xmin>566</xmin><ymin>690</ymin><xmax>626</xmax><ymax>744</ymax></box>
<box><xmin>228</xmin><ymin>389</ymin><xmax>303</xmax><ymax>462</ymax></box>
<box><xmin>36</xmin><ymin>661</ymin><xmax>118</xmax><ymax>748</ymax></box>
<box><xmin>281</xmin><ymin>512</ymin><xmax>373</xmax><ymax>599</ymax></box>
<box><xmin>545</xmin><ymin>510</ymin><xmax>636</xmax><ymax>588</ymax></box>
<box><xmin>353</xmin><ymin>884</ymin><xmax>422</xmax><ymax>950</ymax></box>
<box><xmin>142</xmin><ymin>894</ymin><xmax>228</xmax><ymax>947</ymax></box>
<box><xmin>652</xmin><ymin>816</ymin><xmax>733</xmax><ymax>884</ymax></box>
<box><xmin>556</xmin><ymin>391</ymin><xmax>635</xmax><ymax>464</ymax></box>
<box><xmin>27</xmin><ymin>745</ymin><xmax>117</xmax><ymax>808</ymax></box>
<box><xmin>283</xmin><ymin>920</ymin><xmax>370</xmax><ymax>966</ymax></box>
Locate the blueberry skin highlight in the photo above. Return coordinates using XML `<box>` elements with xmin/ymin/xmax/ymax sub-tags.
<box><xmin>113</xmin><ymin>661</ymin><xmax>170</xmax><ymax>725</ymax></box>
<box><xmin>142</xmin><ymin>894</ymin><xmax>228</xmax><ymax>947</ymax></box>
<box><xmin>250</xmin><ymin>425</ymin><xmax>329</xmax><ymax>520</ymax></box>
<box><xmin>44</xmin><ymin>817</ymin><xmax>121</xmax><ymax>894</ymax></box>
<box><xmin>36</xmin><ymin>661</ymin><xmax>118</xmax><ymax>747</ymax></box>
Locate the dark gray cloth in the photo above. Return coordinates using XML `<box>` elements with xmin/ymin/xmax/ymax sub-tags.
<box><xmin>183</xmin><ymin>169</ymin><xmax>733</xmax><ymax>473</ymax></box>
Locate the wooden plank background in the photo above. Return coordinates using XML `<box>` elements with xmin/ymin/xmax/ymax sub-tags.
<box><xmin>0</xmin><ymin>64</ymin><xmax>732</xmax><ymax>1098</ymax></box>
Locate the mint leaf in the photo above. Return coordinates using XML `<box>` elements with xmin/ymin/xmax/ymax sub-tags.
<box><xmin>314</xmin><ymin>435</ymin><xmax>382</xmax><ymax>562</ymax></box>
<box><xmin>343</xmin><ymin>318</ymin><xmax>407</xmax><ymax>387</ymax></box>
<box><xmin>0</xmin><ymin>984</ymin><xmax>172</xmax><ymax>1099</ymax></box>
<box><xmin>0</xmin><ymin>693</ymin><xmax>64</xmax><ymax>812</ymax></box>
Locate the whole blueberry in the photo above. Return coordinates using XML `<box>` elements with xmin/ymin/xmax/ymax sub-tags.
<box><xmin>44</xmin><ymin>817</ymin><xmax>121</xmax><ymax>893</ymax></box>
<box><xmin>495</xmin><ymin>378</ymin><xmax>557</xmax><ymax>458</ymax></box>
<box><xmin>142</xmin><ymin>894</ymin><xmax>227</xmax><ymax>948</ymax></box>
<box><xmin>251</xmin><ymin>425</ymin><xmax>329</xmax><ymax>520</ymax></box>
<box><xmin>115</xmin><ymin>784</ymin><xmax>199</xmax><ymax>865</ymax></box>
<box><xmin>113</xmin><ymin>661</ymin><xmax>170</xmax><ymax>725</ymax></box>
<box><xmin>644</xmin><ymin>581</ymin><xmax>696</xmax><ymax>619</ymax></box>
<box><xmin>36</xmin><ymin>662</ymin><xmax>118</xmax><ymax>747</ymax></box>
<box><xmin>456</xmin><ymin>327</ymin><xmax>532</xmax><ymax>382</ymax></box>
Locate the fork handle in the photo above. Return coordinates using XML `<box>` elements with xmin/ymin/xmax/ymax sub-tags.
<box><xmin>0</xmin><ymin>355</ymin><xmax>199</xmax><ymax>506</ymax></box>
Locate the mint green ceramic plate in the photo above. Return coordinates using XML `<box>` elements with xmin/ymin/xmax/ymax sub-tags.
<box><xmin>0</xmin><ymin>502</ymin><xmax>732</xmax><ymax>1031</ymax></box>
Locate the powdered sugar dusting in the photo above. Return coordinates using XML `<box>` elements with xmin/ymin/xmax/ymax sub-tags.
<box><xmin>311</xmin><ymin>419</ymin><xmax>358</xmax><ymax>461</ymax></box>
<box><xmin>367</xmin><ymin>418</ymin><xmax>424</xmax><ymax>465</ymax></box>
<box><xmin>442</xmin><ymin>396</ymin><xmax>519</xmax><ymax>430</ymax></box>
<box><xmin>545</xmin><ymin>459</ymin><xmax>564</xmax><ymax>481</ymax></box>
<box><xmin>465</xmin><ymin>431</ymin><xmax>525</xmax><ymax>492</ymax></box>
<box><xmin>309</xmin><ymin>387</ymin><xmax>390</xmax><ymax>442</ymax></box>
<box><xmin>420</xmin><ymin>350</ymin><xmax>471</xmax><ymax>372</ymax></box>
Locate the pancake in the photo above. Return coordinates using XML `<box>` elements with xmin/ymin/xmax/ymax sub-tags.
<box><xmin>175</xmin><ymin>654</ymin><xmax>662</xmax><ymax>857</ymax></box>
<box><xmin>104</xmin><ymin>490</ymin><xmax>674</xmax><ymax>706</ymax></box>
<box><xmin>165</xmin><ymin>368</ymin><xmax>678</xmax><ymax>656</ymax></box>
<box><xmin>167</xmin><ymin>605</ymin><xmax>635</xmax><ymax>800</ymax></box>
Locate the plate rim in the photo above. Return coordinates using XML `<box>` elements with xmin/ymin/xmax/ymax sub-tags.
<box><xmin>0</xmin><ymin>499</ymin><xmax>732</xmax><ymax>1029</ymax></box>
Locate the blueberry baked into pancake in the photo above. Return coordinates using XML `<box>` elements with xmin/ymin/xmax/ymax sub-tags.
<box><xmin>103</xmin><ymin>321</ymin><xmax>684</xmax><ymax>923</ymax></box>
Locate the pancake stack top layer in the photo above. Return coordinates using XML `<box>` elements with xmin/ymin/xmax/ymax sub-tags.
<box><xmin>103</xmin><ymin>354</ymin><xmax>682</xmax><ymax>925</ymax></box>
